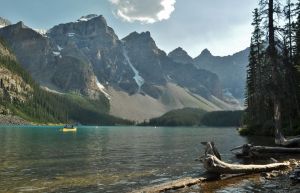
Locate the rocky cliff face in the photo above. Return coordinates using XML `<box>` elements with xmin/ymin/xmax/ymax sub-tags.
<box><xmin>0</xmin><ymin>39</ymin><xmax>33</xmax><ymax>107</ymax></box>
<box><xmin>0</xmin><ymin>67</ymin><xmax>32</xmax><ymax>103</ymax></box>
<box><xmin>48</xmin><ymin>15</ymin><xmax>136</xmax><ymax>93</ymax></box>
<box><xmin>0</xmin><ymin>20</ymin><xmax>106</xmax><ymax>99</ymax></box>
<box><xmin>168</xmin><ymin>47</ymin><xmax>249</xmax><ymax>100</ymax></box>
<box><xmin>0</xmin><ymin>22</ymin><xmax>54</xmax><ymax>80</ymax></box>
<box><xmin>194</xmin><ymin>48</ymin><xmax>249</xmax><ymax>99</ymax></box>
<box><xmin>122</xmin><ymin>31</ymin><xmax>222</xmax><ymax>99</ymax></box>
<box><xmin>0</xmin><ymin>14</ymin><xmax>240</xmax><ymax>121</ymax></box>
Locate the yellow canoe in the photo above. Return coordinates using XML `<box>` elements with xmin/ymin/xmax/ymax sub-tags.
<box><xmin>62</xmin><ymin>127</ymin><xmax>77</xmax><ymax>132</ymax></box>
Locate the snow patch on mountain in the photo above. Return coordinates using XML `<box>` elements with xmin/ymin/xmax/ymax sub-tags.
<box><xmin>122</xmin><ymin>46</ymin><xmax>145</xmax><ymax>92</ymax></box>
<box><xmin>96</xmin><ymin>50</ymin><xmax>101</xmax><ymax>60</ymax></box>
<box><xmin>52</xmin><ymin>51</ymin><xmax>60</xmax><ymax>56</ymax></box>
<box><xmin>95</xmin><ymin>77</ymin><xmax>110</xmax><ymax>100</ymax></box>
<box><xmin>77</xmin><ymin>14</ymin><xmax>98</xmax><ymax>22</ymax></box>
<box><xmin>57</xmin><ymin>45</ymin><xmax>63</xmax><ymax>51</ymax></box>
<box><xmin>67</xmin><ymin>32</ymin><xmax>75</xmax><ymax>37</ymax></box>
<box><xmin>34</xmin><ymin>29</ymin><xmax>48</xmax><ymax>36</ymax></box>
<box><xmin>52</xmin><ymin>51</ymin><xmax>62</xmax><ymax>58</ymax></box>
<box><xmin>41</xmin><ymin>86</ymin><xmax>64</xmax><ymax>95</ymax></box>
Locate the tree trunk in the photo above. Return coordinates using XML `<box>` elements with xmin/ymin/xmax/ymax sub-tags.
<box><xmin>268</xmin><ymin>0</ymin><xmax>282</xmax><ymax>132</ymax></box>
<box><xmin>269</xmin><ymin>0</ymin><xmax>275</xmax><ymax>50</ymax></box>
<box><xmin>274</xmin><ymin>99</ymin><xmax>282</xmax><ymax>133</ymax></box>
<box><xmin>231</xmin><ymin>144</ymin><xmax>300</xmax><ymax>157</ymax></box>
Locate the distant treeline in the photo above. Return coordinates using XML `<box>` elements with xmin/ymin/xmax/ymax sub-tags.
<box><xmin>201</xmin><ymin>111</ymin><xmax>243</xmax><ymax>127</ymax></box>
<box><xmin>139</xmin><ymin>108</ymin><xmax>243</xmax><ymax>127</ymax></box>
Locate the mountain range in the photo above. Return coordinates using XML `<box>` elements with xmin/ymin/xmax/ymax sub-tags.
<box><xmin>0</xmin><ymin>15</ymin><xmax>249</xmax><ymax>122</ymax></box>
<box><xmin>0</xmin><ymin>36</ymin><xmax>133</xmax><ymax>125</ymax></box>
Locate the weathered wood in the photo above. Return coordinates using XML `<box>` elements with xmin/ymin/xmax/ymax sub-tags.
<box><xmin>132</xmin><ymin>142</ymin><xmax>295</xmax><ymax>193</ymax></box>
<box><xmin>275</xmin><ymin>128</ymin><xmax>300</xmax><ymax>147</ymax></box>
<box><xmin>130</xmin><ymin>177</ymin><xmax>205</xmax><ymax>193</ymax></box>
<box><xmin>130</xmin><ymin>173</ymin><xmax>252</xmax><ymax>193</ymax></box>
<box><xmin>201</xmin><ymin>141</ymin><xmax>221</xmax><ymax>160</ymax></box>
<box><xmin>203</xmin><ymin>154</ymin><xmax>290</xmax><ymax>174</ymax></box>
<box><xmin>231</xmin><ymin>144</ymin><xmax>300</xmax><ymax>157</ymax></box>
<box><xmin>202</xmin><ymin>142</ymin><xmax>290</xmax><ymax>174</ymax></box>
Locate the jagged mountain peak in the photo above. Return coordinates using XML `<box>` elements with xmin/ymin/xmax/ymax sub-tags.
<box><xmin>198</xmin><ymin>48</ymin><xmax>212</xmax><ymax>58</ymax></box>
<box><xmin>0</xmin><ymin>14</ymin><xmax>246</xmax><ymax>121</ymax></box>
<box><xmin>141</xmin><ymin>31</ymin><xmax>151</xmax><ymax>37</ymax></box>
<box><xmin>173</xmin><ymin>47</ymin><xmax>184</xmax><ymax>51</ymax></box>
<box><xmin>169</xmin><ymin>47</ymin><xmax>186</xmax><ymax>54</ymax></box>
<box><xmin>122</xmin><ymin>31</ymin><xmax>161</xmax><ymax>55</ymax></box>
<box><xmin>193</xmin><ymin>48</ymin><xmax>249</xmax><ymax>99</ymax></box>
<box><xmin>0</xmin><ymin>21</ymin><xmax>45</xmax><ymax>40</ymax></box>
<box><xmin>15</xmin><ymin>21</ymin><xmax>28</xmax><ymax>29</ymax></box>
<box><xmin>77</xmin><ymin>14</ymin><xmax>99</xmax><ymax>22</ymax></box>
<box><xmin>123</xmin><ymin>31</ymin><xmax>152</xmax><ymax>42</ymax></box>
<box><xmin>48</xmin><ymin>14</ymin><xmax>112</xmax><ymax>38</ymax></box>
<box><xmin>76</xmin><ymin>14</ymin><xmax>108</xmax><ymax>26</ymax></box>
<box><xmin>3</xmin><ymin>21</ymin><xmax>31</xmax><ymax>31</ymax></box>
<box><xmin>168</xmin><ymin>47</ymin><xmax>193</xmax><ymax>64</ymax></box>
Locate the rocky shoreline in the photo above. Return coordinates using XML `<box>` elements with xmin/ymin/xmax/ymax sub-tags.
<box><xmin>0</xmin><ymin>114</ymin><xmax>30</xmax><ymax>125</ymax></box>
<box><xmin>168</xmin><ymin>168</ymin><xmax>300</xmax><ymax>193</ymax></box>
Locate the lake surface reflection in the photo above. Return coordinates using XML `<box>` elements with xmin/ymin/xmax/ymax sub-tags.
<box><xmin>0</xmin><ymin>126</ymin><xmax>249</xmax><ymax>192</ymax></box>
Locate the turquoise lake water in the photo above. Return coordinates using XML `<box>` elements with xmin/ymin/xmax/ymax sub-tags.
<box><xmin>0</xmin><ymin>126</ymin><xmax>250</xmax><ymax>192</ymax></box>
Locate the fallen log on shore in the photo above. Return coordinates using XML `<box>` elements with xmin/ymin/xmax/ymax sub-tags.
<box><xmin>231</xmin><ymin>144</ymin><xmax>300</xmax><ymax>158</ymax></box>
<box><xmin>203</xmin><ymin>154</ymin><xmax>290</xmax><ymax>174</ymax></box>
<box><xmin>131</xmin><ymin>142</ymin><xmax>297</xmax><ymax>192</ymax></box>
<box><xmin>130</xmin><ymin>173</ymin><xmax>251</xmax><ymax>193</ymax></box>
<box><xmin>275</xmin><ymin>128</ymin><xmax>300</xmax><ymax>147</ymax></box>
<box><xmin>130</xmin><ymin>177</ymin><xmax>205</xmax><ymax>193</ymax></box>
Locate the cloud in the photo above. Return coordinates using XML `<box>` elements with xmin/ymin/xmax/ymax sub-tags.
<box><xmin>109</xmin><ymin>0</ymin><xmax>176</xmax><ymax>23</ymax></box>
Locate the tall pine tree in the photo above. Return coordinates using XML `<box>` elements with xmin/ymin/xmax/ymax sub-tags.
<box><xmin>244</xmin><ymin>0</ymin><xmax>300</xmax><ymax>135</ymax></box>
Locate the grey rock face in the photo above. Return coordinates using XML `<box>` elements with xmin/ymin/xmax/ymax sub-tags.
<box><xmin>168</xmin><ymin>47</ymin><xmax>193</xmax><ymax>64</ymax></box>
<box><xmin>0</xmin><ymin>15</ymin><xmax>224</xmax><ymax>102</ymax></box>
<box><xmin>194</xmin><ymin>48</ymin><xmax>249</xmax><ymax>99</ymax></box>
<box><xmin>0</xmin><ymin>40</ymin><xmax>33</xmax><ymax>105</ymax></box>
<box><xmin>122</xmin><ymin>31</ymin><xmax>222</xmax><ymax>99</ymax></box>
<box><xmin>0</xmin><ymin>22</ymin><xmax>54</xmax><ymax>82</ymax></box>
<box><xmin>0</xmin><ymin>17</ymin><xmax>117</xmax><ymax>98</ymax></box>
<box><xmin>48</xmin><ymin>15</ymin><xmax>138</xmax><ymax>94</ymax></box>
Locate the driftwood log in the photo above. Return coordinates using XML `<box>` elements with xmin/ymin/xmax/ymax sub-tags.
<box><xmin>131</xmin><ymin>177</ymin><xmax>205</xmax><ymax>193</ymax></box>
<box><xmin>275</xmin><ymin>128</ymin><xmax>300</xmax><ymax>147</ymax></box>
<box><xmin>201</xmin><ymin>141</ymin><xmax>221</xmax><ymax>160</ymax></box>
<box><xmin>131</xmin><ymin>174</ymin><xmax>249</xmax><ymax>193</ymax></box>
<box><xmin>203</xmin><ymin>154</ymin><xmax>290</xmax><ymax>174</ymax></box>
<box><xmin>231</xmin><ymin>144</ymin><xmax>300</xmax><ymax>158</ymax></box>
<box><xmin>131</xmin><ymin>142</ymin><xmax>295</xmax><ymax>193</ymax></box>
<box><xmin>203</xmin><ymin>142</ymin><xmax>290</xmax><ymax>174</ymax></box>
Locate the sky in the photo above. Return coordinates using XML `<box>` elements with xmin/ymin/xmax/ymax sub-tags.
<box><xmin>0</xmin><ymin>0</ymin><xmax>258</xmax><ymax>57</ymax></box>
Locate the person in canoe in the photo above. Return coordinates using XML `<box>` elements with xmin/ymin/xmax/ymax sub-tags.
<box><xmin>62</xmin><ymin>124</ymin><xmax>77</xmax><ymax>132</ymax></box>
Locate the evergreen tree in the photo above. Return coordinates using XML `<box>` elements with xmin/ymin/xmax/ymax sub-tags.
<box><xmin>282</xmin><ymin>0</ymin><xmax>300</xmax><ymax>129</ymax></box>
<box><xmin>244</xmin><ymin>0</ymin><xmax>300</xmax><ymax>135</ymax></box>
<box><xmin>246</xmin><ymin>8</ymin><xmax>266</xmax><ymax>126</ymax></box>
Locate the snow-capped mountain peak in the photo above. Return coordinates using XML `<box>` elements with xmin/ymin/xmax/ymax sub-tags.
<box><xmin>77</xmin><ymin>14</ymin><xmax>99</xmax><ymax>22</ymax></box>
